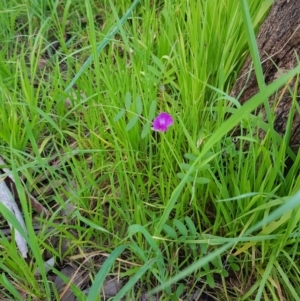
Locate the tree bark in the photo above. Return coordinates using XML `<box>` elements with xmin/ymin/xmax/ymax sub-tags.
<box><xmin>231</xmin><ymin>0</ymin><xmax>300</xmax><ymax>152</ymax></box>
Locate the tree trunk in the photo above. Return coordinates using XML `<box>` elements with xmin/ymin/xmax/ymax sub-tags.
<box><xmin>231</xmin><ymin>0</ymin><xmax>300</xmax><ymax>152</ymax></box>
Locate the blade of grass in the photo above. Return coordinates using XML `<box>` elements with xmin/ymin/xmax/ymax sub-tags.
<box><xmin>86</xmin><ymin>245</ymin><xmax>127</xmax><ymax>301</ymax></box>
<box><xmin>0</xmin><ymin>273</ymin><xmax>23</xmax><ymax>301</ymax></box>
<box><xmin>239</xmin><ymin>0</ymin><xmax>274</xmax><ymax>138</ymax></box>
<box><xmin>255</xmin><ymin>248</ymin><xmax>277</xmax><ymax>301</ymax></box>
<box><xmin>64</xmin><ymin>0</ymin><xmax>141</xmax><ymax>94</ymax></box>
<box><xmin>112</xmin><ymin>259</ymin><xmax>156</xmax><ymax>301</ymax></box>
<box><xmin>239</xmin><ymin>0</ymin><xmax>265</xmax><ymax>90</ymax></box>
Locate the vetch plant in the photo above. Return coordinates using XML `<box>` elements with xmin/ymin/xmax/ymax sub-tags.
<box><xmin>152</xmin><ymin>112</ymin><xmax>174</xmax><ymax>132</ymax></box>
<box><xmin>114</xmin><ymin>92</ymin><xmax>175</xmax><ymax>137</ymax></box>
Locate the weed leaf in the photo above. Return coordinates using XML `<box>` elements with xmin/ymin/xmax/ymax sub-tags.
<box><xmin>195</xmin><ymin>177</ymin><xmax>210</xmax><ymax>184</ymax></box>
<box><xmin>114</xmin><ymin>109</ymin><xmax>126</xmax><ymax>122</ymax></box>
<box><xmin>141</xmin><ymin>122</ymin><xmax>151</xmax><ymax>139</ymax></box>
<box><xmin>173</xmin><ymin>219</ymin><xmax>188</xmax><ymax>237</ymax></box>
<box><xmin>125</xmin><ymin>91</ymin><xmax>132</xmax><ymax>110</ymax></box>
<box><xmin>162</xmin><ymin>224</ymin><xmax>178</xmax><ymax>239</ymax></box>
<box><xmin>135</xmin><ymin>95</ymin><xmax>143</xmax><ymax>115</ymax></box>
<box><xmin>148</xmin><ymin>100</ymin><xmax>157</xmax><ymax>120</ymax></box>
<box><xmin>185</xmin><ymin>217</ymin><xmax>197</xmax><ymax>237</ymax></box>
<box><xmin>126</xmin><ymin>115</ymin><xmax>139</xmax><ymax>131</ymax></box>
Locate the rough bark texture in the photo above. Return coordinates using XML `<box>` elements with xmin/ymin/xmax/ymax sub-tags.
<box><xmin>231</xmin><ymin>0</ymin><xmax>300</xmax><ymax>152</ymax></box>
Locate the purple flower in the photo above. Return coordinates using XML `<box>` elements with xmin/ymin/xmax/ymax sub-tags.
<box><xmin>152</xmin><ymin>112</ymin><xmax>174</xmax><ymax>132</ymax></box>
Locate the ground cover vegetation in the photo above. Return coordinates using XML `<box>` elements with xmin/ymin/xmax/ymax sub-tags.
<box><xmin>0</xmin><ymin>0</ymin><xmax>300</xmax><ymax>300</ymax></box>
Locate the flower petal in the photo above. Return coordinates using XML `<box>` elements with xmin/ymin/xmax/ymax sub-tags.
<box><xmin>152</xmin><ymin>112</ymin><xmax>173</xmax><ymax>132</ymax></box>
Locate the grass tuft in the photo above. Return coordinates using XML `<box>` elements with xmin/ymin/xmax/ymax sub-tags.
<box><xmin>0</xmin><ymin>0</ymin><xmax>299</xmax><ymax>300</ymax></box>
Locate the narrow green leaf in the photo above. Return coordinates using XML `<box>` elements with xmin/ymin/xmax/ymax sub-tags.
<box><xmin>200</xmin><ymin>243</ymin><xmax>208</xmax><ymax>255</ymax></box>
<box><xmin>176</xmin><ymin>173</ymin><xmax>195</xmax><ymax>182</ymax></box>
<box><xmin>86</xmin><ymin>245</ymin><xmax>127</xmax><ymax>301</ymax></box>
<box><xmin>230</xmin><ymin>263</ymin><xmax>240</xmax><ymax>272</ymax></box>
<box><xmin>173</xmin><ymin>219</ymin><xmax>188</xmax><ymax>237</ymax></box>
<box><xmin>189</xmin><ymin>243</ymin><xmax>197</xmax><ymax>251</ymax></box>
<box><xmin>128</xmin><ymin>224</ymin><xmax>162</xmax><ymax>255</ymax></box>
<box><xmin>147</xmin><ymin>65</ymin><xmax>162</xmax><ymax>78</ymax></box>
<box><xmin>253</xmin><ymin>0</ymin><xmax>273</xmax><ymax>28</ymax></box>
<box><xmin>195</xmin><ymin>177</ymin><xmax>210</xmax><ymax>184</ymax></box>
<box><xmin>255</xmin><ymin>249</ymin><xmax>276</xmax><ymax>301</ymax></box>
<box><xmin>217</xmin><ymin>192</ymin><xmax>260</xmax><ymax>202</ymax></box>
<box><xmin>221</xmin><ymin>269</ymin><xmax>229</xmax><ymax>277</ymax></box>
<box><xmin>127</xmin><ymin>224</ymin><xmax>167</xmax><ymax>292</ymax></box>
<box><xmin>126</xmin><ymin>115</ymin><xmax>139</xmax><ymax>131</ymax></box>
<box><xmin>179</xmin><ymin>163</ymin><xmax>192</xmax><ymax>170</ymax></box>
<box><xmin>211</xmin><ymin>257</ymin><xmax>222</xmax><ymax>269</ymax></box>
<box><xmin>239</xmin><ymin>0</ymin><xmax>265</xmax><ymax>91</ymax></box>
<box><xmin>148</xmin><ymin>100</ymin><xmax>157</xmax><ymax>120</ymax></box>
<box><xmin>185</xmin><ymin>217</ymin><xmax>197</xmax><ymax>237</ymax></box>
<box><xmin>162</xmin><ymin>224</ymin><xmax>178</xmax><ymax>239</ymax></box>
<box><xmin>125</xmin><ymin>91</ymin><xmax>132</xmax><ymax>110</ymax></box>
<box><xmin>184</xmin><ymin>153</ymin><xmax>197</xmax><ymax>162</ymax></box>
<box><xmin>206</xmin><ymin>273</ymin><xmax>215</xmax><ymax>289</ymax></box>
<box><xmin>275</xmin><ymin>261</ymin><xmax>300</xmax><ymax>301</ymax></box>
<box><xmin>177</xmin><ymin>173</ymin><xmax>210</xmax><ymax>185</ymax></box>
<box><xmin>1</xmin><ymin>274</ymin><xmax>23</xmax><ymax>301</ymax></box>
<box><xmin>113</xmin><ymin>259</ymin><xmax>156</xmax><ymax>301</ymax></box>
<box><xmin>75</xmin><ymin>211</ymin><xmax>114</xmax><ymax>236</ymax></box>
<box><xmin>151</xmin><ymin>55</ymin><xmax>165</xmax><ymax>71</ymax></box>
<box><xmin>175</xmin><ymin>283</ymin><xmax>186</xmax><ymax>298</ymax></box>
<box><xmin>135</xmin><ymin>95</ymin><xmax>143</xmax><ymax>115</ymax></box>
<box><xmin>141</xmin><ymin>122</ymin><xmax>151</xmax><ymax>139</ymax></box>
<box><xmin>114</xmin><ymin>109</ymin><xmax>126</xmax><ymax>122</ymax></box>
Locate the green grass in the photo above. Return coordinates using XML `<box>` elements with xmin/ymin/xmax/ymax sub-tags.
<box><xmin>0</xmin><ymin>0</ymin><xmax>300</xmax><ymax>300</ymax></box>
